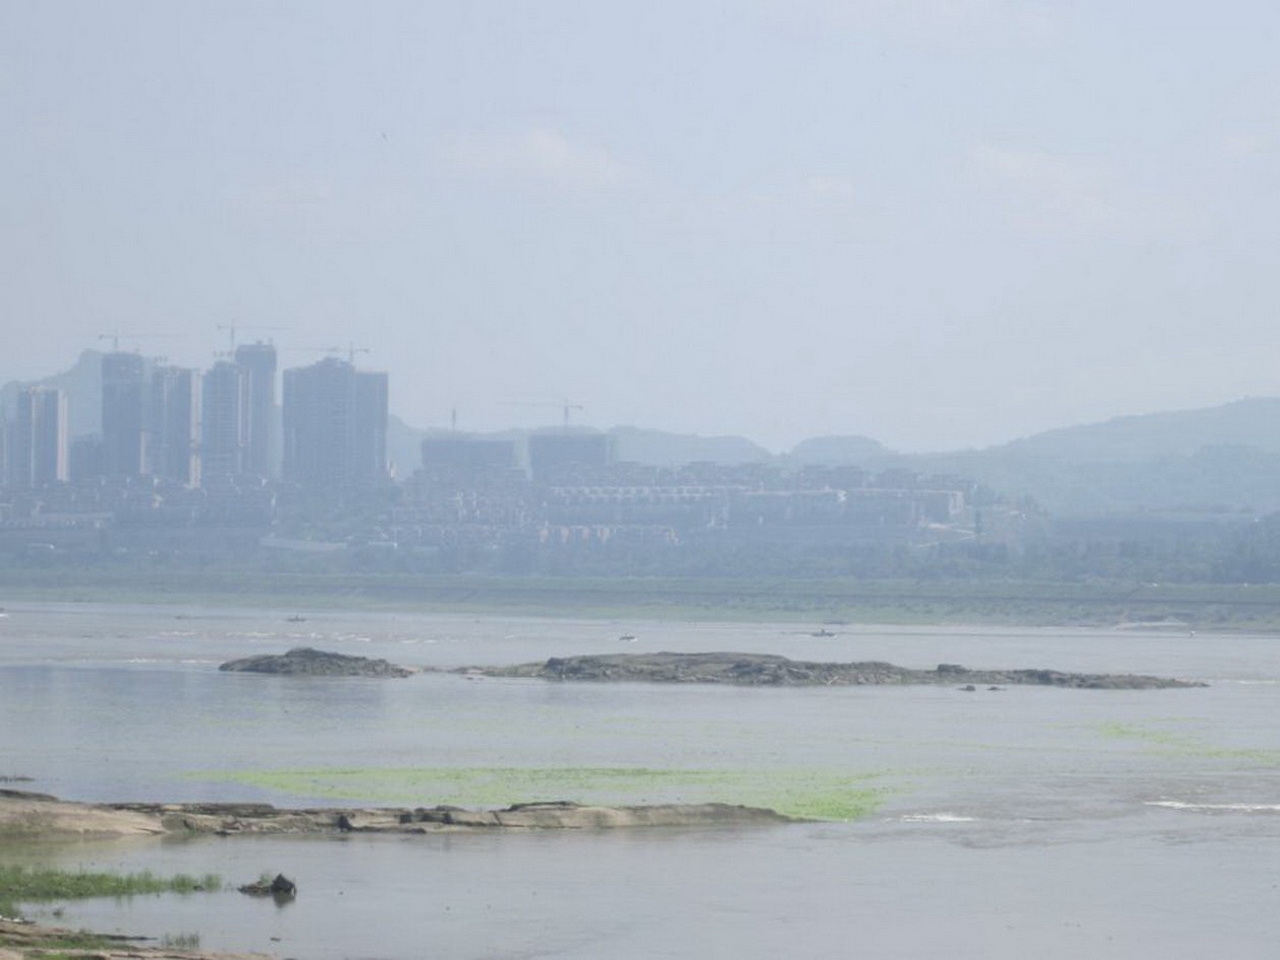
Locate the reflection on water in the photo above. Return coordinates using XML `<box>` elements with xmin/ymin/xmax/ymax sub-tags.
<box><xmin>2</xmin><ymin>603</ymin><xmax>1279</xmax><ymax>959</ymax></box>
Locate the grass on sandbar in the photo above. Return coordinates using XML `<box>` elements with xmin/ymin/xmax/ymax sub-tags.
<box><xmin>0</xmin><ymin>865</ymin><xmax>221</xmax><ymax>917</ymax></box>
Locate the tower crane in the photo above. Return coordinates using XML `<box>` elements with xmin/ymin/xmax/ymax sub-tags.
<box><xmin>97</xmin><ymin>331</ymin><xmax>176</xmax><ymax>353</ymax></box>
<box><xmin>302</xmin><ymin>343</ymin><xmax>371</xmax><ymax>364</ymax></box>
<box><xmin>503</xmin><ymin>399</ymin><xmax>585</xmax><ymax>428</ymax></box>
<box><xmin>216</xmin><ymin>322</ymin><xmax>288</xmax><ymax>356</ymax></box>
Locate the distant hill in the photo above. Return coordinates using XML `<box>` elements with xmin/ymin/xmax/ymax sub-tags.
<box><xmin>0</xmin><ymin>349</ymin><xmax>104</xmax><ymax>437</ymax></box>
<box><xmin>609</xmin><ymin>426</ymin><xmax>772</xmax><ymax>466</ymax></box>
<box><xmin>387</xmin><ymin>414</ymin><xmax>426</xmax><ymax>477</ymax></box>
<box><xmin>781</xmin><ymin>400</ymin><xmax>1280</xmax><ymax>515</ymax></box>
<box><xmin>996</xmin><ymin>398</ymin><xmax>1280</xmax><ymax>463</ymax></box>
<box><xmin>902</xmin><ymin>398</ymin><xmax>1280</xmax><ymax>515</ymax></box>
<box><xmin>787</xmin><ymin>435</ymin><xmax>890</xmax><ymax>466</ymax></box>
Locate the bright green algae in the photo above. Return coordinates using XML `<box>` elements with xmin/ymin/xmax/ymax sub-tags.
<box><xmin>198</xmin><ymin>766</ymin><xmax>887</xmax><ymax>821</ymax></box>
<box><xmin>1093</xmin><ymin>720</ymin><xmax>1280</xmax><ymax>764</ymax></box>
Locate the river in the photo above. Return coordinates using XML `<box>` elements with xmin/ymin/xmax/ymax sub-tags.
<box><xmin>1</xmin><ymin>601</ymin><xmax>1277</xmax><ymax>958</ymax></box>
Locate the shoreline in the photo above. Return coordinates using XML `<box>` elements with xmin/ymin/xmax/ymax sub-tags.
<box><xmin>0</xmin><ymin>791</ymin><xmax>793</xmax><ymax>958</ymax></box>
<box><xmin>5</xmin><ymin>574</ymin><xmax>1280</xmax><ymax>631</ymax></box>
<box><xmin>0</xmin><ymin>918</ymin><xmax>272</xmax><ymax>960</ymax></box>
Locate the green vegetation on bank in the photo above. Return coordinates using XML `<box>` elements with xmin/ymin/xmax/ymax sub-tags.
<box><xmin>0</xmin><ymin>927</ymin><xmax>126</xmax><ymax>957</ymax></box>
<box><xmin>200</xmin><ymin>765</ymin><xmax>887</xmax><ymax>821</ymax></box>
<box><xmin>0</xmin><ymin>866</ymin><xmax>221</xmax><ymax>918</ymax></box>
<box><xmin>9</xmin><ymin>569</ymin><xmax>1280</xmax><ymax>629</ymax></box>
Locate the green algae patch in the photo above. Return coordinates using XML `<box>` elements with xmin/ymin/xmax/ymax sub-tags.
<box><xmin>1095</xmin><ymin>722</ymin><xmax>1188</xmax><ymax>747</ymax></box>
<box><xmin>1092</xmin><ymin>721</ymin><xmax>1280</xmax><ymax>764</ymax></box>
<box><xmin>198</xmin><ymin>766</ymin><xmax>887</xmax><ymax>821</ymax></box>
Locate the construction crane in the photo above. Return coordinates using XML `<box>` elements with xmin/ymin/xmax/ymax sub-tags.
<box><xmin>504</xmin><ymin>399</ymin><xmax>585</xmax><ymax>429</ymax></box>
<box><xmin>97</xmin><ymin>331</ymin><xmax>176</xmax><ymax>353</ymax></box>
<box><xmin>295</xmin><ymin>343</ymin><xmax>372</xmax><ymax>365</ymax></box>
<box><xmin>323</xmin><ymin>342</ymin><xmax>371</xmax><ymax>364</ymax></box>
<box><xmin>216</xmin><ymin>322</ymin><xmax>288</xmax><ymax>354</ymax></box>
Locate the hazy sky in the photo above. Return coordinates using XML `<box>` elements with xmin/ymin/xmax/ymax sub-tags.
<box><xmin>3</xmin><ymin>1</ymin><xmax>1279</xmax><ymax>452</ymax></box>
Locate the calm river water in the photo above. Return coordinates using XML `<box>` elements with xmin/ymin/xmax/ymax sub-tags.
<box><xmin>1</xmin><ymin>601</ymin><xmax>1278</xmax><ymax>959</ymax></box>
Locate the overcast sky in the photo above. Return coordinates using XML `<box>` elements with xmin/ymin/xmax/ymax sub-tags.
<box><xmin>3</xmin><ymin>1</ymin><xmax>1279</xmax><ymax>452</ymax></box>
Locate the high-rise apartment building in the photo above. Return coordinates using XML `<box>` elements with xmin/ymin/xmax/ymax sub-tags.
<box><xmin>101</xmin><ymin>352</ymin><xmax>147</xmax><ymax>476</ymax></box>
<box><xmin>282</xmin><ymin>357</ymin><xmax>388</xmax><ymax>489</ymax></box>
<box><xmin>201</xmin><ymin>360</ymin><xmax>246</xmax><ymax>480</ymax></box>
<box><xmin>149</xmin><ymin>366</ymin><xmax>200</xmax><ymax>485</ymax></box>
<box><xmin>8</xmin><ymin>386</ymin><xmax>68</xmax><ymax>487</ymax></box>
<box><xmin>234</xmin><ymin>341</ymin><xmax>278</xmax><ymax>478</ymax></box>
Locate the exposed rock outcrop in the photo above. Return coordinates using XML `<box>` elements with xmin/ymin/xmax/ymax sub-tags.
<box><xmin>218</xmin><ymin>647</ymin><xmax>413</xmax><ymax>678</ymax></box>
<box><xmin>2</xmin><ymin>792</ymin><xmax>793</xmax><ymax>842</ymax></box>
<box><xmin>0</xmin><ymin>790</ymin><xmax>165</xmax><ymax>839</ymax></box>
<box><xmin>119</xmin><ymin>799</ymin><xmax>793</xmax><ymax>834</ymax></box>
<box><xmin>465</xmin><ymin>651</ymin><xmax>1204</xmax><ymax>689</ymax></box>
<box><xmin>237</xmin><ymin>874</ymin><xmax>296</xmax><ymax>900</ymax></box>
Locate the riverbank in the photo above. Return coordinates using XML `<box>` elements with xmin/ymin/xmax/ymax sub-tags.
<box><xmin>0</xmin><ymin>919</ymin><xmax>270</xmax><ymax>960</ymax></box>
<box><xmin>0</xmin><ymin>792</ymin><xmax>792</xmax><ymax>958</ymax></box>
<box><xmin>6</xmin><ymin>571</ymin><xmax>1280</xmax><ymax>630</ymax></box>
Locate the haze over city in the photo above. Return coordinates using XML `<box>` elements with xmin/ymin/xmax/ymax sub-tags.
<box><xmin>4</xmin><ymin>1</ymin><xmax>1279</xmax><ymax>452</ymax></box>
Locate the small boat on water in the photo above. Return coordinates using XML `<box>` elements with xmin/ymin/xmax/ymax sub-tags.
<box><xmin>287</xmin><ymin>615</ymin><xmax>308</xmax><ymax>623</ymax></box>
<box><xmin>810</xmin><ymin>628</ymin><xmax>836</xmax><ymax>638</ymax></box>
<box><xmin>618</xmin><ymin>634</ymin><xmax>637</xmax><ymax>642</ymax></box>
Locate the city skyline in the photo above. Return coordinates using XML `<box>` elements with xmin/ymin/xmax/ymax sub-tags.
<box><xmin>0</xmin><ymin>345</ymin><xmax>391</xmax><ymax>490</ymax></box>
<box><xmin>5</xmin><ymin>337</ymin><xmax>1280</xmax><ymax>461</ymax></box>
<box><xmin>6</xmin><ymin>3</ymin><xmax>1280</xmax><ymax>453</ymax></box>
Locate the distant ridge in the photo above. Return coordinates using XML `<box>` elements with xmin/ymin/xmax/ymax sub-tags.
<box><xmin>787</xmin><ymin>435</ymin><xmax>890</xmax><ymax>466</ymax></box>
<box><xmin>610</xmin><ymin>426</ymin><xmax>772</xmax><ymax>466</ymax></box>
<box><xmin>903</xmin><ymin>398</ymin><xmax>1280</xmax><ymax>515</ymax></box>
<box><xmin>779</xmin><ymin>399</ymin><xmax>1280</xmax><ymax>515</ymax></box>
<box><xmin>0</xmin><ymin>349</ymin><xmax>103</xmax><ymax>437</ymax></box>
<box><xmin>994</xmin><ymin>398</ymin><xmax>1280</xmax><ymax>463</ymax></box>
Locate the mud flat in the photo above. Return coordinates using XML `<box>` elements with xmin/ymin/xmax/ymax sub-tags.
<box><xmin>465</xmin><ymin>651</ymin><xmax>1205</xmax><ymax>689</ymax></box>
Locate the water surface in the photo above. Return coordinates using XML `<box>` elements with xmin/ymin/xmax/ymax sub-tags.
<box><xmin>1</xmin><ymin>602</ymin><xmax>1277</xmax><ymax>958</ymax></box>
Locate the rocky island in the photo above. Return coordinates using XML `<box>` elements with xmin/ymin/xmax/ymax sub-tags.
<box><xmin>464</xmin><ymin>651</ymin><xmax>1204</xmax><ymax>689</ymax></box>
<box><xmin>218</xmin><ymin>647</ymin><xmax>413</xmax><ymax>678</ymax></box>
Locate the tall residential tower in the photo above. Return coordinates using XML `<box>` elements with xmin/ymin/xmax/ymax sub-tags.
<box><xmin>7</xmin><ymin>386</ymin><xmax>68</xmax><ymax>487</ymax></box>
<box><xmin>234</xmin><ymin>341</ymin><xmax>278</xmax><ymax>478</ymax></box>
<box><xmin>282</xmin><ymin>357</ymin><xmax>388</xmax><ymax>490</ymax></box>
<box><xmin>101</xmin><ymin>352</ymin><xmax>147</xmax><ymax>476</ymax></box>
<box><xmin>149</xmin><ymin>366</ymin><xmax>200</xmax><ymax>485</ymax></box>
